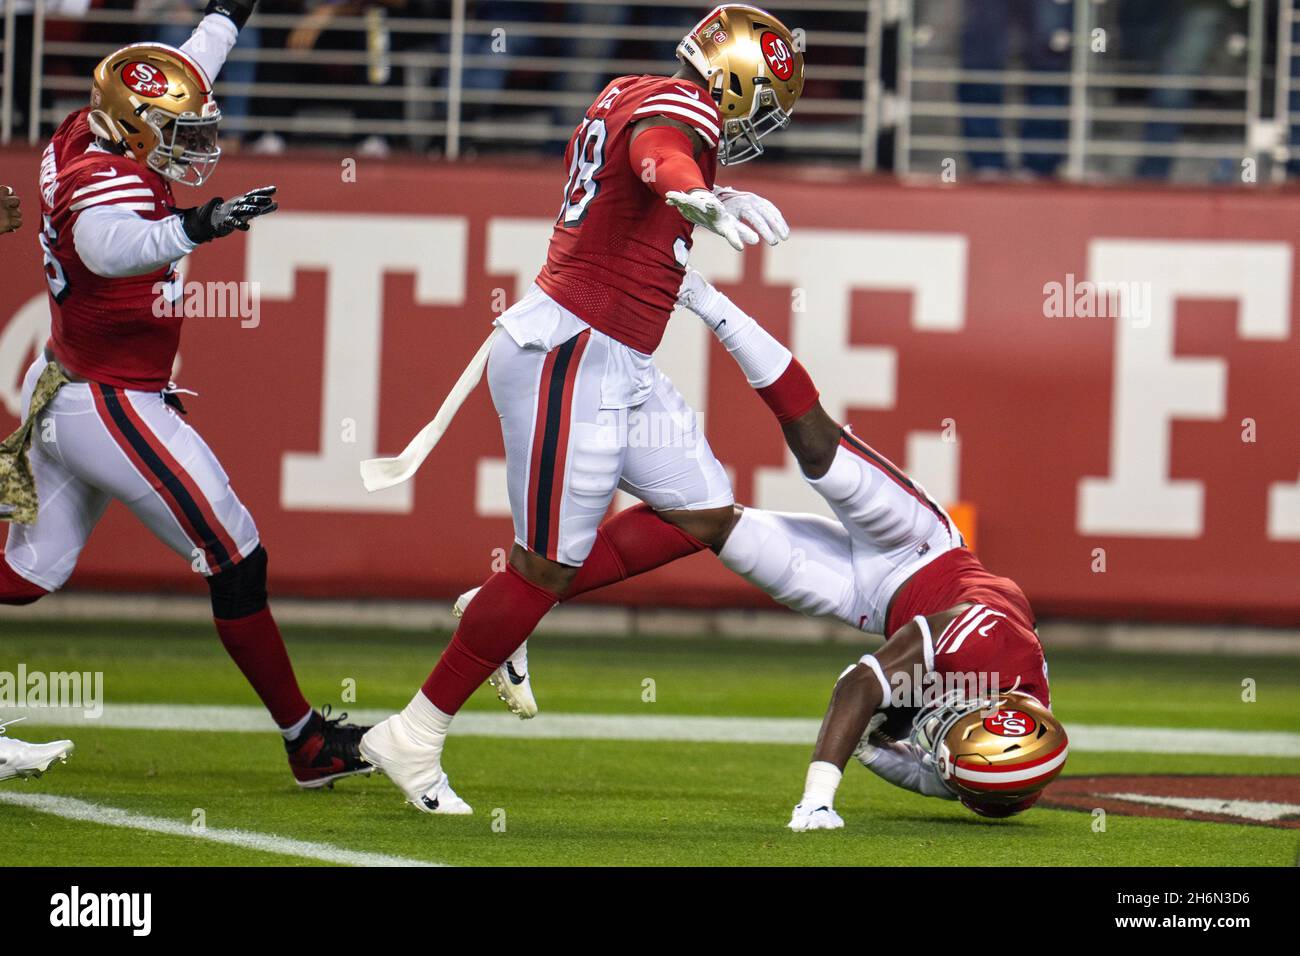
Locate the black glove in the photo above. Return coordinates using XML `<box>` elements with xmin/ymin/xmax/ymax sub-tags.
<box><xmin>205</xmin><ymin>0</ymin><xmax>259</xmax><ymax>30</ymax></box>
<box><xmin>179</xmin><ymin>185</ymin><xmax>278</xmax><ymax>244</ymax></box>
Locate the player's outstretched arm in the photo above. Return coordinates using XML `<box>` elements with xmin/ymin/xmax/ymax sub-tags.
<box><xmin>788</xmin><ymin>622</ymin><xmax>927</xmax><ymax>832</ymax></box>
<box><xmin>0</xmin><ymin>185</ymin><xmax>22</xmax><ymax>235</ymax></box>
<box><xmin>178</xmin><ymin>1</ymin><xmax>261</xmax><ymax>85</ymax></box>
<box><xmin>73</xmin><ymin>186</ymin><xmax>277</xmax><ymax>279</ymax></box>
<box><xmin>628</xmin><ymin>117</ymin><xmax>756</xmax><ymax>252</ymax></box>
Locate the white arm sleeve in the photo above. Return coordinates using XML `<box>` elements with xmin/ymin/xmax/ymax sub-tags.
<box><xmin>859</xmin><ymin>740</ymin><xmax>957</xmax><ymax>800</ymax></box>
<box><xmin>179</xmin><ymin>13</ymin><xmax>240</xmax><ymax>85</ymax></box>
<box><xmin>73</xmin><ymin>205</ymin><xmax>197</xmax><ymax>279</ymax></box>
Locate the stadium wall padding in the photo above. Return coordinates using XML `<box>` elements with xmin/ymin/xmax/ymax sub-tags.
<box><xmin>1</xmin><ymin>149</ymin><xmax>1298</xmax><ymax>625</ymax></box>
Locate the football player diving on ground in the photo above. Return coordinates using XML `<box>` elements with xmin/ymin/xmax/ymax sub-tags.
<box><xmin>679</xmin><ymin>271</ymin><xmax>1070</xmax><ymax>827</ymax></box>
<box><xmin>0</xmin><ymin>0</ymin><xmax>371</xmax><ymax>788</ymax></box>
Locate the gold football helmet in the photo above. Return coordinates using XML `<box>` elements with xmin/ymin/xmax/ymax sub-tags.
<box><xmin>912</xmin><ymin>690</ymin><xmax>1068</xmax><ymax>817</ymax></box>
<box><xmin>88</xmin><ymin>43</ymin><xmax>221</xmax><ymax>187</ymax></box>
<box><xmin>676</xmin><ymin>4</ymin><xmax>805</xmax><ymax>165</ymax></box>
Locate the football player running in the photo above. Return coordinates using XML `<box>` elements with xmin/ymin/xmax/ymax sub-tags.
<box><xmin>361</xmin><ymin>4</ymin><xmax>810</xmax><ymax>814</ymax></box>
<box><xmin>0</xmin><ymin>0</ymin><xmax>371</xmax><ymax>789</ymax></box>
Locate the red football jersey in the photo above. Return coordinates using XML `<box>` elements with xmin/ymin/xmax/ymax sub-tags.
<box><xmin>535</xmin><ymin>74</ymin><xmax>722</xmax><ymax>354</ymax></box>
<box><xmin>39</xmin><ymin>108</ymin><xmax>184</xmax><ymax>391</ymax></box>
<box><xmin>886</xmin><ymin>548</ymin><xmax>1050</xmax><ymax>707</ymax></box>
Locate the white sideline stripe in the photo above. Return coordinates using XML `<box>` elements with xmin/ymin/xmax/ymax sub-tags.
<box><xmin>0</xmin><ymin>791</ymin><xmax>443</xmax><ymax>867</ymax></box>
<box><xmin>5</xmin><ymin>704</ymin><xmax>1300</xmax><ymax>757</ymax></box>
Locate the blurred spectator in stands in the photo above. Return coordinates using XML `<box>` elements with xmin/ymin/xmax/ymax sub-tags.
<box><xmin>1</xmin><ymin>0</ymin><xmax>91</xmax><ymax>137</ymax></box>
<box><xmin>280</xmin><ymin>0</ymin><xmax>404</xmax><ymax>155</ymax></box>
<box><xmin>1121</xmin><ymin>0</ymin><xmax>1241</xmax><ymax>180</ymax></box>
<box><xmin>958</xmin><ymin>0</ymin><xmax>1073</xmax><ymax>177</ymax></box>
<box><xmin>138</xmin><ymin>0</ymin><xmax>261</xmax><ymax>147</ymax></box>
<box><xmin>394</xmin><ymin>2</ymin><xmax>634</xmax><ymax>155</ymax></box>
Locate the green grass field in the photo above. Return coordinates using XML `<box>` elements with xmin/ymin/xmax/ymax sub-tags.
<box><xmin>2</xmin><ymin>619</ymin><xmax>1298</xmax><ymax>866</ymax></box>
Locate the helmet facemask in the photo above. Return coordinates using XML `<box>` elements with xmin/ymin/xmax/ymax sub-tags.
<box><xmin>144</xmin><ymin>103</ymin><xmax>222</xmax><ymax>187</ymax></box>
<box><xmin>719</xmin><ymin>81</ymin><xmax>792</xmax><ymax>166</ymax></box>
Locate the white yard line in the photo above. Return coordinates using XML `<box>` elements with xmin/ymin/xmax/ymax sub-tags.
<box><xmin>5</xmin><ymin>594</ymin><xmax>1300</xmax><ymax>655</ymax></box>
<box><xmin>5</xmin><ymin>704</ymin><xmax>1300</xmax><ymax>757</ymax></box>
<box><xmin>0</xmin><ymin>791</ymin><xmax>443</xmax><ymax>867</ymax></box>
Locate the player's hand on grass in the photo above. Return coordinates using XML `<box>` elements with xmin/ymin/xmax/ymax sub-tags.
<box><xmin>181</xmin><ymin>186</ymin><xmax>278</xmax><ymax>243</ymax></box>
<box><xmin>665</xmin><ymin>188</ymin><xmax>758</xmax><ymax>252</ymax></box>
<box><xmin>713</xmin><ymin>185</ymin><xmax>789</xmax><ymax>246</ymax></box>
<box><xmin>788</xmin><ymin>802</ymin><xmax>844</xmax><ymax>832</ymax></box>
<box><xmin>0</xmin><ymin>185</ymin><xmax>23</xmax><ymax>234</ymax></box>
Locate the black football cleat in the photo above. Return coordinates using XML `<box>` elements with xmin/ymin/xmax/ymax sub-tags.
<box><xmin>286</xmin><ymin>706</ymin><xmax>374</xmax><ymax>789</ymax></box>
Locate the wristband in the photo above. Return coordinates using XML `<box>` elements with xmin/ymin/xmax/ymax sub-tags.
<box><xmin>204</xmin><ymin>0</ymin><xmax>256</xmax><ymax>30</ymax></box>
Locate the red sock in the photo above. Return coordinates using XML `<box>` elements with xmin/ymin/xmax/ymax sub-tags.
<box><xmin>421</xmin><ymin>565</ymin><xmax>557</xmax><ymax>714</ymax></box>
<box><xmin>565</xmin><ymin>503</ymin><xmax>707</xmax><ymax>599</ymax></box>
<box><xmin>0</xmin><ymin>556</ymin><xmax>48</xmax><ymax>606</ymax></box>
<box><xmin>214</xmin><ymin>606</ymin><xmax>312</xmax><ymax>728</ymax></box>
<box><xmin>756</xmin><ymin>358</ymin><xmax>820</xmax><ymax>424</ymax></box>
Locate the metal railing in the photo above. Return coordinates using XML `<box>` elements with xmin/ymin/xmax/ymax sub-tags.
<box><xmin>900</xmin><ymin>0</ymin><xmax>1280</xmax><ymax>182</ymax></box>
<box><xmin>0</xmin><ymin>0</ymin><xmax>1297</xmax><ymax>182</ymax></box>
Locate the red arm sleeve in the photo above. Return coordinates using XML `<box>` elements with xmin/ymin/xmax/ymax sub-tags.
<box><xmin>628</xmin><ymin>125</ymin><xmax>708</xmax><ymax>200</ymax></box>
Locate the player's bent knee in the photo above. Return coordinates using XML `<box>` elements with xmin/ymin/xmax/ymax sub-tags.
<box><xmin>654</xmin><ymin>504</ymin><xmax>740</xmax><ymax>551</ymax></box>
<box><xmin>509</xmin><ymin>543</ymin><xmax>578</xmax><ymax>594</ymax></box>
<box><xmin>207</xmin><ymin>545</ymin><xmax>269</xmax><ymax>620</ymax></box>
<box><xmin>0</xmin><ymin>557</ymin><xmax>50</xmax><ymax>605</ymax></box>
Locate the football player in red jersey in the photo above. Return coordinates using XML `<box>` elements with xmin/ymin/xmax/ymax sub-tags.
<box><xmin>360</xmin><ymin>5</ymin><xmax>811</xmax><ymax>813</ymax></box>
<box><xmin>0</xmin><ymin>0</ymin><xmax>371</xmax><ymax>789</ymax></box>
<box><xmin>672</xmin><ymin>271</ymin><xmax>1068</xmax><ymax>827</ymax></box>
<box><xmin>458</xmin><ymin>267</ymin><xmax>1069</xmax><ymax>824</ymax></box>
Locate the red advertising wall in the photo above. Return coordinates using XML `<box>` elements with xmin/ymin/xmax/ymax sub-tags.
<box><xmin>1</xmin><ymin>148</ymin><xmax>1297</xmax><ymax>624</ymax></box>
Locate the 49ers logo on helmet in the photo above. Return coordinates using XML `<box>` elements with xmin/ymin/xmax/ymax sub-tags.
<box><xmin>983</xmin><ymin>709</ymin><xmax>1036</xmax><ymax>737</ymax></box>
<box><xmin>122</xmin><ymin>62</ymin><xmax>168</xmax><ymax>98</ymax></box>
<box><xmin>761</xmin><ymin>31</ymin><xmax>794</xmax><ymax>81</ymax></box>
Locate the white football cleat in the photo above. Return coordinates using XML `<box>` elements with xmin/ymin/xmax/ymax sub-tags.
<box><xmin>454</xmin><ymin>586</ymin><xmax>538</xmax><ymax>719</ymax></box>
<box><xmin>787</xmin><ymin>803</ymin><xmax>845</xmax><ymax>832</ymax></box>
<box><xmin>358</xmin><ymin>713</ymin><xmax>472</xmax><ymax>815</ymax></box>
<box><xmin>0</xmin><ymin>719</ymin><xmax>74</xmax><ymax>782</ymax></box>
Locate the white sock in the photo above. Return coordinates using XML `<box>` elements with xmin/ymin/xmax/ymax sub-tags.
<box><xmin>718</xmin><ymin>508</ymin><xmax>861</xmax><ymax>626</ymax></box>
<box><xmin>689</xmin><ymin>281</ymin><xmax>791</xmax><ymax>388</ymax></box>
<box><xmin>801</xmin><ymin>761</ymin><xmax>843</xmax><ymax>808</ymax></box>
<box><xmin>280</xmin><ymin>707</ymin><xmax>314</xmax><ymax>741</ymax></box>
<box><xmin>401</xmin><ymin>691</ymin><xmax>454</xmax><ymax>750</ymax></box>
<box><xmin>806</xmin><ymin>442</ymin><xmax>939</xmax><ymax>550</ymax></box>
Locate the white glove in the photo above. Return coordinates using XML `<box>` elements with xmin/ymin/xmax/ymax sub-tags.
<box><xmin>665</xmin><ymin>188</ymin><xmax>758</xmax><ymax>252</ymax></box>
<box><xmin>788</xmin><ymin>802</ymin><xmax>845</xmax><ymax>832</ymax></box>
<box><xmin>713</xmin><ymin>185</ymin><xmax>790</xmax><ymax>246</ymax></box>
